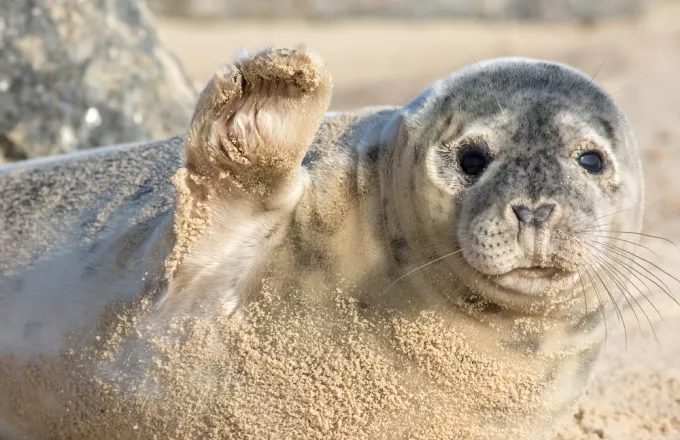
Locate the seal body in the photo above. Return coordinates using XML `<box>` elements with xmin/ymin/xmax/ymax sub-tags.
<box><xmin>0</xmin><ymin>48</ymin><xmax>643</xmax><ymax>439</ymax></box>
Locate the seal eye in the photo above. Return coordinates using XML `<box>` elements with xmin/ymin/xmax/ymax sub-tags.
<box><xmin>459</xmin><ymin>150</ymin><xmax>489</xmax><ymax>176</ymax></box>
<box><xmin>578</xmin><ymin>151</ymin><xmax>604</xmax><ymax>174</ymax></box>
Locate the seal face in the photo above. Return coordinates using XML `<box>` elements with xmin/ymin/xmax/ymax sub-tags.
<box><xmin>384</xmin><ymin>58</ymin><xmax>642</xmax><ymax>311</ymax></box>
<box><xmin>0</xmin><ymin>49</ymin><xmax>647</xmax><ymax>440</ymax></box>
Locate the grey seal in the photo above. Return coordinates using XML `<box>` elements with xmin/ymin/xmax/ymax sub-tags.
<box><xmin>0</xmin><ymin>46</ymin><xmax>646</xmax><ymax>439</ymax></box>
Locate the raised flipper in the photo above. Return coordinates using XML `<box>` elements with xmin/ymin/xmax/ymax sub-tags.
<box><xmin>158</xmin><ymin>46</ymin><xmax>333</xmax><ymax>318</ymax></box>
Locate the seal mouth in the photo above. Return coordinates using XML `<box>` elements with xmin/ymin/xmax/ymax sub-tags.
<box><xmin>448</xmin><ymin>255</ymin><xmax>583</xmax><ymax>309</ymax></box>
<box><xmin>504</xmin><ymin>266</ymin><xmax>562</xmax><ymax>279</ymax></box>
<box><xmin>490</xmin><ymin>265</ymin><xmax>579</xmax><ymax>296</ymax></box>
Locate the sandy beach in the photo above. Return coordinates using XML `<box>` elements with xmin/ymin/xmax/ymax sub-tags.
<box><xmin>155</xmin><ymin>4</ymin><xmax>680</xmax><ymax>438</ymax></box>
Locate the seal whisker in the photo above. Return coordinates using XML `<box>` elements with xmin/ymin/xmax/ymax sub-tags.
<box><xmin>581</xmin><ymin>243</ymin><xmax>659</xmax><ymax>342</ymax></box>
<box><xmin>597</xmin><ymin>257</ymin><xmax>645</xmax><ymax>332</ymax></box>
<box><xmin>356</xmin><ymin>242</ymin><xmax>458</xmax><ymax>293</ymax></box>
<box><xmin>583</xmin><ymin>242</ymin><xmax>663</xmax><ymax>322</ymax></box>
<box><xmin>569</xmin><ymin>206</ymin><xmax>628</xmax><ymax>235</ymax></box>
<box><xmin>579</xmin><ymin>234</ymin><xmax>663</xmax><ymax>262</ymax></box>
<box><xmin>589</xmin><ymin>53</ymin><xmax>610</xmax><ymax>84</ymax></box>
<box><xmin>569</xmin><ymin>211</ymin><xmax>606</xmax><ymax>237</ymax></box>
<box><xmin>591</xmin><ymin>239</ymin><xmax>680</xmax><ymax>291</ymax></box>
<box><xmin>574</xmin><ymin>208</ymin><xmax>635</xmax><ymax>233</ymax></box>
<box><xmin>585</xmin><ymin>240</ymin><xmax>680</xmax><ymax>308</ymax></box>
<box><xmin>576</xmin><ymin>268</ymin><xmax>589</xmax><ymax>317</ymax></box>
<box><xmin>581</xmin><ymin>266</ymin><xmax>610</xmax><ymax>346</ymax></box>
<box><xmin>579</xmin><ymin>222</ymin><xmax>615</xmax><ymax>232</ymax></box>
<box><xmin>609</xmin><ymin>87</ymin><xmax>631</xmax><ymax>97</ymax></box>
<box><xmin>584</xmin><ymin>230</ymin><xmax>680</xmax><ymax>254</ymax></box>
<box><xmin>586</xmin><ymin>260</ymin><xmax>628</xmax><ymax>349</ymax></box>
<box><xmin>586</xmin><ymin>208</ymin><xmax>634</xmax><ymax>227</ymax></box>
<box><xmin>382</xmin><ymin>249</ymin><xmax>464</xmax><ymax>295</ymax></box>
<box><xmin>599</xmin><ymin>262</ymin><xmax>663</xmax><ymax>342</ymax></box>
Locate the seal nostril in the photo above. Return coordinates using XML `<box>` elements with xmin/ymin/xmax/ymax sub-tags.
<box><xmin>533</xmin><ymin>203</ymin><xmax>555</xmax><ymax>224</ymax></box>
<box><xmin>512</xmin><ymin>203</ymin><xmax>555</xmax><ymax>225</ymax></box>
<box><xmin>512</xmin><ymin>205</ymin><xmax>534</xmax><ymax>224</ymax></box>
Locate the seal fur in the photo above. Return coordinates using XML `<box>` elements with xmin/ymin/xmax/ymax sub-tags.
<box><xmin>0</xmin><ymin>47</ymin><xmax>645</xmax><ymax>439</ymax></box>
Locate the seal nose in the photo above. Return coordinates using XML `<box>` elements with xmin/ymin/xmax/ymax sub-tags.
<box><xmin>512</xmin><ymin>203</ymin><xmax>555</xmax><ymax>227</ymax></box>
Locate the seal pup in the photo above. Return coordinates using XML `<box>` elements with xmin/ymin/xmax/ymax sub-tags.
<box><xmin>0</xmin><ymin>47</ymin><xmax>647</xmax><ymax>439</ymax></box>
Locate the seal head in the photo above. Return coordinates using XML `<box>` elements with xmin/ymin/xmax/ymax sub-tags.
<box><xmin>383</xmin><ymin>58</ymin><xmax>643</xmax><ymax>311</ymax></box>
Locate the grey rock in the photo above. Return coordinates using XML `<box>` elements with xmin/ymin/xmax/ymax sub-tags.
<box><xmin>148</xmin><ymin>0</ymin><xmax>649</xmax><ymax>20</ymax></box>
<box><xmin>0</xmin><ymin>0</ymin><xmax>197</xmax><ymax>162</ymax></box>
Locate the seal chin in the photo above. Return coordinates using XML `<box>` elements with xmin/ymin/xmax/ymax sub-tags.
<box><xmin>491</xmin><ymin>266</ymin><xmax>579</xmax><ymax>296</ymax></box>
<box><xmin>450</xmin><ymin>254</ymin><xmax>583</xmax><ymax>310</ymax></box>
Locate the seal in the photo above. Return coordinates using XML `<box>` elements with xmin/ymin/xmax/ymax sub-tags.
<box><xmin>0</xmin><ymin>46</ymin><xmax>645</xmax><ymax>439</ymax></box>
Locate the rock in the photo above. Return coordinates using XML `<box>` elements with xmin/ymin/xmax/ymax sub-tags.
<box><xmin>148</xmin><ymin>0</ymin><xmax>649</xmax><ymax>21</ymax></box>
<box><xmin>0</xmin><ymin>0</ymin><xmax>197</xmax><ymax>162</ymax></box>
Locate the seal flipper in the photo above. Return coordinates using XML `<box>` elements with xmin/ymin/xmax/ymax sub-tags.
<box><xmin>156</xmin><ymin>47</ymin><xmax>333</xmax><ymax>319</ymax></box>
<box><xmin>184</xmin><ymin>46</ymin><xmax>333</xmax><ymax>202</ymax></box>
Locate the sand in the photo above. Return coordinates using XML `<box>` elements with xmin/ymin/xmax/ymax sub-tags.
<box><xmin>0</xmin><ymin>279</ymin><xmax>567</xmax><ymax>439</ymax></box>
<box><xmin>164</xmin><ymin>168</ymin><xmax>211</xmax><ymax>277</ymax></box>
<box><xmin>153</xmin><ymin>4</ymin><xmax>680</xmax><ymax>438</ymax></box>
<box><xmin>5</xmin><ymin>6</ymin><xmax>676</xmax><ymax>440</ymax></box>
